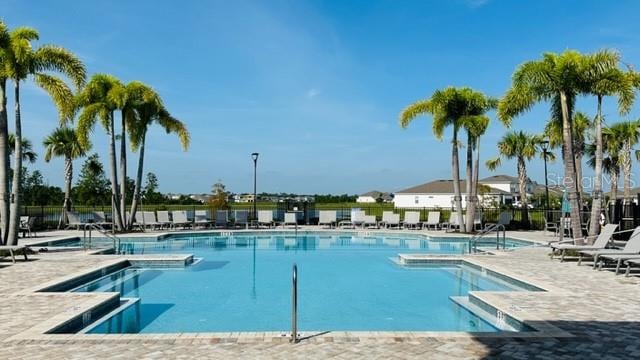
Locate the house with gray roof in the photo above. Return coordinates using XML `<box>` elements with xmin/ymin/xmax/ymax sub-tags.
<box><xmin>356</xmin><ymin>191</ymin><xmax>393</xmax><ymax>203</ymax></box>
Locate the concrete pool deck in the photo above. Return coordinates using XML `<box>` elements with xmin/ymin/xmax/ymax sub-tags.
<box><xmin>1</xmin><ymin>229</ymin><xmax>639</xmax><ymax>358</ymax></box>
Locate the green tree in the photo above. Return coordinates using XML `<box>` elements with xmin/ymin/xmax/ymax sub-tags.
<box><xmin>76</xmin><ymin>74</ymin><xmax>124</xmax><ymax>230</ymax></box>
<box><xmin>21</xmin><ymin>169</ymin><xmax>64</xmax><ymax>206</ymax></box>
<box><xmin>127</xmin><ymin>83</ymin><xmax>189</xmax><ymax>228</ymax></box>
<box><xmin>209</xmin><ymin>181</ymin><xmax>230</xmax><ymax>210</ymax></box>
<box><xmin>604</xmin><ymin>120</ymin><xmax>640</xmax><ymax>203</ymax></box>
<box><xmin>400</xmin><ymin>87</ymin><xmax>496</xmax><ymax>232</ymax></box>
<box><xmin>462</xmin><ymin>115</ymin><xmax>491</xmax><ymax>232</ymax></box>
<box><xmin>142</xmin><ymin>172</ymin><xmax>165</xmax><ymax>204</ymax></box>
<box><xmin>1</xmin><ymin>25</ymin><xmax>85</xmax><ymax>244</ymax></box>
<box><xmin>498</xmin><ymin>50</ymin><xmax>589</xmax><ymax>238</ymax></box>
<box><xmin>586</xmin><ymin>138</ymin><xmax>621</xmax><ymax>214</ymax></box>
<box><xmin>0</xmin><ymin>21</ymin><xmax>13</xmax><ymax>244</ymax></box>
<box><xmin>73</xmin><ymin>153</ymin><xmax>110</xmax><ymax>206</ymax></box>
<box><xmin>486</xmin><ymin>131</ymin><xmax>549</xmax><ymax>227</ymax></box>
<box><xmin>43</xmin><ymin>127</ymin><xmax>89</xmax><ymax>227</ymax></box>
<box><xmin>583</xmin><ymin>51</ymin><xmax>636</xmax><ymax>236</ymax></box>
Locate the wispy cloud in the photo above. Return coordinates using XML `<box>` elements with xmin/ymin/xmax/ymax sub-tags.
<box><xmin>306</xmin><ymin>88</ymin><xmax>321</xmax><ymax>98</ymax></box>
<box><xmin>466</xmin><ymin>0</ymin><xmax>489</xmax><ymax>8</ymax></box>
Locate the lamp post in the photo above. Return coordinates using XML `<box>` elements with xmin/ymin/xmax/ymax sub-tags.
<box><xmin>541</xmin><ymin>140</ymin><xmax>550</xmax><ymax>217</ymax></box>
<box><xmin>251</xmin><ymin>153</ymin><xmax>259</xmax><ymax>221</ymax></box>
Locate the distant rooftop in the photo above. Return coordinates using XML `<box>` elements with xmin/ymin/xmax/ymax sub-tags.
<box><xmin>396</xmin><ymin>180</ymin><xmax>509</xmax><ymax>195</ymax></box>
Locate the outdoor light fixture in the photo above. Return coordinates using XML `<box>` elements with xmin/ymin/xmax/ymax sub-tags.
<box><xmin>252</xmin><ymin>153</ymin><xmax>259</xmax><ymax>222</ymax></box>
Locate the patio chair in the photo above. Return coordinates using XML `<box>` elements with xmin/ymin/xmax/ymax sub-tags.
<box><xmin>0</xmin><ymin>245</ymin><xmax>30</xmax><ymax>263</ymax></box>
<box><xmin>424</xmin><ymin>212</ymin><xmax>441</xmax><ymax>230</ymax></box>
<box><xmin>258</xmin><ymin>210</ymin><xmax>275</xmax><ymax>228</ymax></box>
<box><xmin>66</xmin><ymin>211</ymin><xmax>87</xmax><ymax>230</ymax></box>
<box><xmin>403</xmin><ymin>211</ymin><xmax>422</xmax><ymax>229</ymax></box>
<box><xmin>351</xmin><ymin>209</ymin><xmax>365</xmax><ymax>228</ymax></box>
<box><xmin>473</xmin><ymin>212</ymin><xmax>483</xmax><ymax>231</ymax></box>
<box><xmin>143</xmin><ymin>211</ymin><xmax>163</xmax><ymax>230</ymax></box>
<box><xmin>92</xmin><ymin>211</ymin><xmax>112</xmax><ymax>228</ymax></box>
<box><xmin>156</xmin><ymin>211</ymin><xmax>172</xmax><ymax>229</ymax></box>
<box><xmin>378</xmin><ymin>211</ymin><xmax>394</xmax><ymax>229</ymax></box>
<box><xmin>318</xmin><ymin>210</ymin><xmax>337</xmax><ymax>228</ymax></box>
<box><xmin>550</xmin><ymin>224</ymin><xmax>617</xmax><ymax>262</ymax></box>
<box><xmin>624</xmin><ymin>258</ymin><xmax>640</xmax><ymax>277</ymax></box>
<box><xmin>443</xmin><ymin>212</ymin><xmax>461</xmax><ymax>232</ymax></box>
<box><xmin>20</xmin><ymin>216</ymin><xmax>36</xmax><ymax>238</ymax></box>
<box><xmin>214</xmin><ymin>210</ymin><xmax>229</xmax><ymax>228</ymax></box>
<box><xmin>194</xmin><ymin>210</ymin><xmax>213</xmax><ymax>228</ymax></box>
<box><xmin>545</xmin><ymin>219</ymin><xmax>559</xmax><ymax>237</ymax></box>
<box><xmin>283</xmin><ymin>212</ymin><xmax>297</xmax><ymax>228</ymax></box>
<box><xmin>134</xmin><ymin>211</ymin><xmax>146</xmax><ymax>230</ymax></box>
<box><xmin>363</xmin><ymin>215</ymin><xmax>378</xmax><ymax>229</ymax></box>
<box><xmin>171</xmin><ymin>210</ymin><xmax>193</xmax><ymax>229</ymax></box>
<box><xmin>234</xmin><ymin>210</ymin><xmax>249</xmax><ymax>229</ymax></box>
<box><xmin>579</xmin><ymin>226</ymin><xmax>640</xmax><ymax>268</ymax></box>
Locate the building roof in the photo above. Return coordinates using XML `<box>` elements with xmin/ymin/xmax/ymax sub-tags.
<box><xmin>395</xmin><ymin>180</ymin><xmax>509</xmax><ymax>195</ymax></box>
<box><xmin>532</xmin><ymin>184</ymin><xmax>564</xmax><ymax>196</ymax></box>
<box><xmin>359</xmin><ymin>191</ymin><xmax>393</xmax><ymax>201</ymax></box>
<box><xmin>480</xmin><ymin>175</ymin><xmax>519</xmax><ymax>183</ymax></box>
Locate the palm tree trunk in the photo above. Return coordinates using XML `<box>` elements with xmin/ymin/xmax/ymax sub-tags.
<box><xmin>560</xmin><ymin>91</ymin><xmax>583</xmax><ymax>238</ymax></box>
<box><xmin>610</xmin><ymin>168</ymin><xmax>619</xmax><ymax>221</ymax></box>
<box><xmin>575</xmin><ymin>151</ymin><xmax>583</xmax><ymax>200</ymax></box>
<box><xmin>108</xmin><ymin>112</ymin><xmax>123</xmax><ymax>231</ymax></box>
<box><xmin>465</xmin><ymin>133</ymin><xmax>474</xmax><ymax>233</ymax></box>
<box><xmin>452</xmin><ymin>127</ymin><xmax>465</xmax><ymax>230</ymax></box>
<box><xmin>622</xmin><ymin>142</ymin><xmax>632</xmax><ymax>203</ymax></box>
<box><xmin>0</xmin><ymin>79</ymin><xmax>9</xmax><ymax>244</ymax></box>
<box><xmin>517</xmin><ymin>157</ymin><xmax>529</xmax><ymax>227</ymax></box>
<box><xmin>129</xmin><ymin>131</ymin><xmax>146</xmax><ymax>226</ymax></box>
<box><xmin>589</xmin><ymin>96</ymin><xmax>604</xmax><ymax>236</ymax></box>
<box><xmin>119</xmin><ymin>111</ymin><xmax>127</xmax><ymax>229</ymax></box>
<box><xmin>58</xmin><ymin>156</ymin><xmax>73</xmax><ymax>229</ymax></box>
<box><xmin>7</xmin><ymin>81</ymin><xmax>22</xmax><ymax>245</ymax></box>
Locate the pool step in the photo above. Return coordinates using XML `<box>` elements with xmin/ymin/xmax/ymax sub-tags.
<box><xmin>449</xmin><ymin>296</ymin><xmax>518</xmax><ymax>332</ymax></box>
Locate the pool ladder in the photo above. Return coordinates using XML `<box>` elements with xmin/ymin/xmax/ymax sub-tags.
<box><xmin>83</xmin><ymin>223</ymin><xmax>121</xmax><ymax>253</ymax></box>
<box><xmin>468</xmin><ymin>224</ymin><xmax>506</xmax><ymax>253</ymax></box>
<box><xmin>291</xmin><ymin>263</ymin><xmax>298</xmax><ymax>343</ymax></box>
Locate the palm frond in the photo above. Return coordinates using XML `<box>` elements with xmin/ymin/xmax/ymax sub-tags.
<box><xmin>34</xmin><ymin>45</ymin><xmax>86</xmax><ymax>89</ymax></box>
<box><xmin>399</xmin><ymin>100</ymin><xmax>431</xmax><ymax>128</ymax></box>
<box><xmin>34</xmin><ymin>73</ymin><xmax>75</xmax><ymax>121</ymax></box>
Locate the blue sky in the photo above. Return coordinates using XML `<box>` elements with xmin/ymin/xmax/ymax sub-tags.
<box><xmin>4</xmin><ymin>0</ymin><xmax>640</xmax><ymax>194</ymax></box>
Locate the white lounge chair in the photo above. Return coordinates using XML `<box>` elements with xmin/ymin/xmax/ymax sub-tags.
<box><xmin>214</xmin><ymin>210</ymin><xmax>228</xmax><ymax>228</ymax></box>
<box><xmin>283</xmin><ymin>212</ymin><xmax>297</xmax><ymax>228</ymax></box>
<box><xmin>351</xmin><ymin>209</ymin><xmax>365</xmax><ymax>228</ymax></box>
<box><xmin>234</xmin><ymin>210</ymin><xmax>249</xmax><ymax>228</ymax></box>
<box><xmin>473</xmin><ymin>212</ymin><xmax>483</xmax><ymax>231</ymax></box>
<box><xmin>143</xmin><ymin>211</ymin><xmax>162</xmax><ymax>230</ymax></box>
<box><xmin>0</xmin><ymin>245</ymin><xmax>30</xmax><ymax>263</ymax></box>
<box><xmin>363</xmin><ymin>215</ymin><xmax>377</xmax><ymax>229</ymax></box>
<box><xmin>156</xmin><ymin>211</ymin><xmax>172</xmax><ymax>229</ymax></box>
<box><xmin>403</xmin><ymin>211</ymin><xmax>422</xmax><ymax>229</ymax></box>
<box><xmin>92</xmin><ymin>211</ymin><xmax>112</xmax><ymax>228</ymax></box>
<box><xmin>424</xmin><ymin>212</ymin><xmax>441</xmax><ymax>230</ymax></box>
<box><xmin>318</xmin><ymin>210</ymin><xmax>337</xmax><ymax>228</ymax></box>
<box><xmin>444</xmin><ymin>212</ymin><xmax>461</xmax><ymax>232</ymax></box>
<box><xmin>20</xmin><ymin>216</ymin><xmax>36</xmax><ymax>237</ymax></box>
<box><xmin>195</xmin><ymin>210</ymin><xmax>213</xmax><ymax>228</ymax></box>
<box><xmin>580</xmin><ymin>226</ymin><xmax>640</xmax><ymax>269</ymax></box>
<box><xmin>171</xmin><ymin>210</ymin><xmax>192</xmax><ymax>229</ymax></box>
<box><xmin>550</xmin><ymin>224</ymin><xmax>618</xmax><ymax>262</ymax></box>
<box><xmin>66</xmin><ymin>211</ymin><xmax>87</xmax><ymax>230</ymax></box>
<box><xmin>624</xmin><ymin>258</ymin><xmax>640</xmax><ymax>276</ymax></box>
<box><xmin>258</xmin><ymin>210</ymin><xmax>274</xmax><ymax>228</ymax></box>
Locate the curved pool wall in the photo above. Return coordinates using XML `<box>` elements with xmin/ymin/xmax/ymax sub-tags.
<box><xmin>60</xmin><ymin>232</ymin><xmax>539</xmax><ymax>334</ymax></box>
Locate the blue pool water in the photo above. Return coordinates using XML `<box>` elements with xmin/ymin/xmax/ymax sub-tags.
<box><xmin>75</xmin><ymin>233</ymin><xmax>534</xmax><ymax>333</ymax></box>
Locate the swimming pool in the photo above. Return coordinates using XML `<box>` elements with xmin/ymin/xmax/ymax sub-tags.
<box><xmin>73</xmin><ymin>232</ymin><xmax>536</xmax><ymax>333</ymax></box>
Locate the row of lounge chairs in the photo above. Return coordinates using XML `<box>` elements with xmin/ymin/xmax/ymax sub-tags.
<box><xmin>550</xmin><ymin>223</ymin><xmax>640</xmax><ymax>276</ymax></box>
<box><xmin>332</xmin><ymin>210</ymin><xmax>486</xmax><ymax>231</ymax></box>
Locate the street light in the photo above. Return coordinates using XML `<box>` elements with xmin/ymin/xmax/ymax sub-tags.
<box><xmin>251</xmin><ymin>153</ymin><xmax>259</xmax><ymax>221</ymax></box>
<box><xmin>540</xmin><ymin>140</ymin><xmax>550</xmax><ymax>216</ymax></box>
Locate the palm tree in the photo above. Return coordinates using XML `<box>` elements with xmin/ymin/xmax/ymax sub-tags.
<box><xmin>8</xmin><ymin>134</ymin><xmax>37</xmax><ymax>164</ymax></box>
<box><xmin>0</xmin><ymin>21</ymin><xmax>11</xmax><ymax>245</ymax></box>
<box><xmin>498</xmin><ymin>50</ymin><xmax>588</xmax><ymax>238</ymax></box>
<box><xmin>43</xmin><ymin>127</ymin><xmax>89</xmax><ymax>227</ymax></box>
<box><xmin>605</xmin><ymin>121</ymin><xmax>640</xmax><ymax>203</ymax></box>
<box><xmin>127</xmin><ymin>84</ymin><xmax>189</xmax><ymax>226</ymax></box>
<box><xmin>463</xmin><ymin>115</ymin><xmax>491</xmax><ymax>232</ymax></box>
<box><xmin>400</xmin><ymin>87</ymin><xmax>495</xmax><ymax>232</ymax></box>
<box><xmin>586</xmin><ymin>140</ymin><xmax>620</xmax><ymax>219</ymax></box>
<box><xmin>2</xmin><ymin>26</ymin><xmax>85</xmax><ymax>244</ymax></box>
<box><xmin>76</xmin><ymin>74</ymin><xmax>125</xmax><ymax>231</ymax></box>
<box><xmin>583</xmin><ymin>50</ymin><xmax>636</xmax><ymax>236</ymax></box>
<box><xmin>486</xmin><ymin>131</ymin><xmax>547</xmax><ymax>227</ymax></box>
<box><xmin>544</xmin><ymin>111</ymin><xmax>591</xmax><ymax>196</ymax></box>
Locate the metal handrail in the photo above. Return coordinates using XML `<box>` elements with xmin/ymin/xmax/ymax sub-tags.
<box><xmin>468</xmin><ymin>224</ymin><xmax>506</xmax><ymax>253</ymax></box>
<box><xmin>83</xmin><ymin>223</ymin><xmax>121</xmax><ymax>254</ymax></box>
<box><xmin>291</xmin><ymin>263</ymin><xmax>298</xmax><ymax>343</ymax></box>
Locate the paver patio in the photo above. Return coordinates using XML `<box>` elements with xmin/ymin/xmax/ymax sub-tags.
<box><xmin>1</xmin><ymin>230</ymin><xmax>639</xmax><ymax>359</ymax></box>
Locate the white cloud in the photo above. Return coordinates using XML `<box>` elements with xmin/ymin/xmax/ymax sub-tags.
<box><xmin>306</xmin><ymin>88</ymin><xmax>321</xmax><ymax>98</ymax></box>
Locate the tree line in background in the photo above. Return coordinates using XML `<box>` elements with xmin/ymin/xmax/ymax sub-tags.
<box><xmin>0</xmin><ymin>21</ymin><xmax>190</xmax><ymax>244</ymax></box>
<box><xmin>401</xmin><ymin>50</ymin><xmax>640</xmax><ymax>236</ymax></box>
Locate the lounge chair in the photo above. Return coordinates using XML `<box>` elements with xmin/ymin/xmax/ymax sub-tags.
<box><xmin>473</xmin><ymin>212</ymin><xmax>483</xmax><ymax>231</ymax></box>
<box><xmin>0</xmin><ymin>245</ymin><xmax>29</xmax><ymax>263</ymax></box>
<box><xmin>403</xmin><ymin>211</ymin><xmax>422</xmax><ymax>229</ymax></box>
<box><xmin>579</xmin><ymin>226</ymin><xmax>640</xmax><ymax>268</ymax></box>
<box><xmin>234</xmin><ymin>210</ymin><xmax>249</xmax><ymax>229</ymax></box>
<box><xmin>624</xmin><ymin>258</ymin><xmax>640</xmax><ymax>277</ymax></box>
<box><xmin>156</xmin><ymin>211</ymin><xmax>172</xmax><ymax>229</ymax></box>
<box><xmin>214</xmin><ymin>210</ymin><xmax>229</xmax><ymax>228</ymax></box>
<box><xmin>171</xmin><ymin>210</ymin><xmax>193</xmax><ymax>229</ymax></box>
<box><xmin>443</xmin><ymin>212</ymin><xmax>461</xmax><ymax>232</ymax></box>
<box><xmin>143</xmin><ymin>211</ymin><xmax>163</xmax><ymax>230</ymax></box>
<box><xmin>550</xmin><ymin>224</ymin><xmax>617</xmax><ymax>262</ymax></box>
<box><xmin>545</xmin><ymin>218</ymin><xmax>559</xmax><ymax>236</ymax></box>
<box><xmin>318</xmin><ymin>210</ymin><xmax>337</xmax><ymax>228</ymax></box>
<box><xmin>92</xmin><ymin>211</ymin><xmax>112</xmax><ymax>228</ymax></box>
<box><xmin>378</xmin><ymin>211</ymin><xmax>394</xmax><ymax>229</ymax></box>
<box><xmin>363</xmin><ymin>215</ymin><xmax>377</xmax><ymax>229</ymax></box>
<box><xmin>351</xmin><ymin>209</ymin><xmax>365</xmax><ymax>228</ymax></box>
<box><xmin>66</xmin><ymin>211</ymin><xmax>87</xmax><ymax>230</ymax></box>
<box><xmin>20</xmin><ymin>216</ymin><xmax>36</xmax><ymax>238</ymax></box>
<box><xmin>194</xmin><ymin>210</ymin><xmax>213</xmax><ymax>228</ymax></box>
<box><xmin>283</xmin><ymin>212</ymin><xmax>297</xmax><ymax>228</ymax></box>
<box><xmin>424</xmin><ymin>212</ymin><xmax>441</xmax><ymax>230</ymax></box>
<box><xmin>258</xmin><ymin>210</ymin><xmax>274</xmax><ymax>228</ymax></box>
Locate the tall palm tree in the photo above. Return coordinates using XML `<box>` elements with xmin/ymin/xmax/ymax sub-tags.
<box><xmin>127</xmin><ymin>84</ymin><xmax>189</xmax><ymax>227</ymax></box>
<box><xmin>43</xmin><ymin>127</ymin><xmax>89</xmax><ymax>227</ymax></box>
<box><xmin>583</xmin><ymin>50</ymin><xmax>636</xmax><ymax>236</ymax></box>
<box><xmin>586</xmin><ymin>140</ymin><xmax>620</xmax><ymax>219</ymax></box>
<box><xmin>486</xmin><ymin>131</ymin><xmax>547</xmax><ymax>227</ymax></box>
<box><xmin>544</xmin><ymin>111</ymin><xmax>591</xmax><ymax>196</ymax></box>
<box><xmin>400</xmin><ymin>87</ymin><xmax>495</xmax><ymax>231</ymax></box>
<box><xmin>0</xmin><ymin>21</ymin><xmax>11</xmax><ymax>245</ymax></box>
<box><xmin>2</xmin><ymin>26</ymin><xmax>85</xmax><ymax>244</ymax></box>
<box><xmin>498</xmin><ymin>50</ymin><xmax>588</xmax><ymax>238</ymax></box>
<box><xmin>463</xmin><ymin>115</ymin><xmax>491</xmax><ymax>232</ymax></box>
<box><xmin>605</xmin><ymin>121</ymin><xmax>640</xmax><ymax>203</ymax></box>
<box><xmin>8</xmin><ymin>134</ymin><xmax>37</xmax><ymax>164</ymax></box>
<box><xmin>76</xmin><ymin>74</ymin><xmax>125</xmax><ymax>231</ymax></box>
